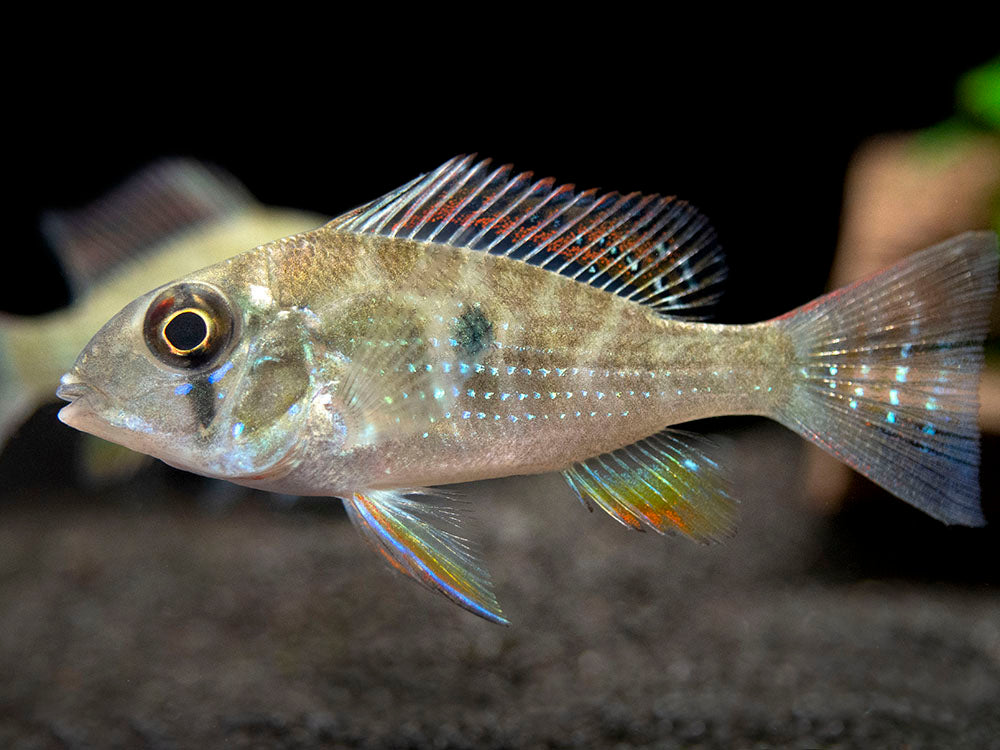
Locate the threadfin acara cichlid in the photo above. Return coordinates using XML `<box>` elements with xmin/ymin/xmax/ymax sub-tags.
<box><xmin>56</xmin><ymin>156</ymin><xmax>999</xmax><ymax>624</ymax></box>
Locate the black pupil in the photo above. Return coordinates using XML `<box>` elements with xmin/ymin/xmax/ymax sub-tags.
<box><xmin>164</xmin><ymin>311</ymin><xmax>208</xmax><ymax>351</ymax></box>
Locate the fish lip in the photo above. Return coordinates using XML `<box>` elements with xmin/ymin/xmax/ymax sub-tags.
<box><xmin>56</xmin><ymin>381</ymin><xmax>89</xmax><ymax>402</ymax></box>
<box><xmin>56</xmin><ymin>372</ymin><xmax>93</xmax><ymax>403</ymax></box>
<box><xmin>57</xmin><ymin>397</ymin><xmax>98</xmax><ymax>432</ymax></box>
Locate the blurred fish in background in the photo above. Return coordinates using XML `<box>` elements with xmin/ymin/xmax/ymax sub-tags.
<box><xmin>0</xmin><ymin>160</ymin><xmax>326</xmax><ymax>483</ymax></box>
<box><xmin>805</xmin><ymin>56</ymin><xmax>1000</xmax><ymax>517</ymax></box>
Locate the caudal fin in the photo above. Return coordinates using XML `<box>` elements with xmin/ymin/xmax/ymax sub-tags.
<box><xmin>773</xmin><ymin>231</ymin><xmax>998</xmax><ymax>526</ymax></box>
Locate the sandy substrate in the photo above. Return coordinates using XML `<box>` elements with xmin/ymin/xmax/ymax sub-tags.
<box><xmin>1</xmin><ymin>414</ymin><xmax>998</xmax><ymax>749</ymax></box>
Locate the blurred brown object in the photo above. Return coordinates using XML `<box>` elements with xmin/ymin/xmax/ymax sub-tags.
<box><xmin>805</xmin><ymin>131</ymin><xmax>1000</xmax><ymax>513</ymax></box>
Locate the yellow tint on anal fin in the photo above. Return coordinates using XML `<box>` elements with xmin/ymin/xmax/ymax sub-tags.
<box><xmin>342</xmin><ymin>490</ymin><xmax>508</xmax><ymax>624</ymax></box>
<box><xmin>562</xmin><ymin>429</ymin><xmax>737</xmax><ymax>544</ymax></box>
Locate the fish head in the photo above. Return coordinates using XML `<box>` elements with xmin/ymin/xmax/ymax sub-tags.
<box><xmin>56</xmin><ymin>254</ymin><xmax>334</xmax><ymax>483</ymax></box>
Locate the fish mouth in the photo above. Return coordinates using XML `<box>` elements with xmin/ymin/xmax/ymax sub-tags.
<box><xmin>55</xmin><ymin>372</ymin><xmax>118</xmax><ymax>439</ymax></box>
<box><xmin>56</xmin><ymin>372</ymin><xmax>90</xmax><ymax>403</ymax></box>
<box><xmin>56</xmin><ymin>372</ymin><xmax>94</xmax><ymax>430</ymax></box>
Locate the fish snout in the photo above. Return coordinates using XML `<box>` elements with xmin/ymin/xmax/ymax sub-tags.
<box><xmin>56</xmin><ymin>372</ymin><xmax>90</xmax><ymax>403</ymax></box>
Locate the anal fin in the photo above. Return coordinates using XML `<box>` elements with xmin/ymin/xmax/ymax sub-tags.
<box><xmin>342</xmin><ymin>490</ymin><xmax>507</xmax><ymax>624</ymax></box>
<box><xmin>562</xmin><ymin>429</ymin><xmax>737</xmax><ymax>544</ymax></box>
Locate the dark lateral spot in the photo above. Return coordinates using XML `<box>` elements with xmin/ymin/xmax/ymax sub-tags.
<box><xmin>453</xmin><ymin>307</ymin><xmax>494</xmax><ymax>358</ymax></box>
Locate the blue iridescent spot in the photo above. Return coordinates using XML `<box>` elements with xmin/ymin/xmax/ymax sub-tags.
<box><xmin>208</xmin><ymin>361</ymin><xmax>233</xmax><ymax>384</ymax></box>
<box><xmin>684</xmin><ymin>459</ymin><xmax>699</xmax><ymax>472</ymax></box>
<box><xmin>174</xmin><ymin>383</ymin><xmax>193</xmax><ymax>396</ymax></box>
<box><xmin>923</xmin><ymin>424</ymin><xmax>936</xmax><ymax>435</ymax></box>
<box><xmin>886</xmin><ymin>411</ymin><xmax>896</xmax><ymax>424</ymax></box>
<box><xmin>889</xmin><ymin>389</ymin><xmax>899</xmax><ymax>406</ymax></box>
<box><xmin>232</xmin><ymin>422</ymin><xmax>245</xmax><ymax>438</ymax></box>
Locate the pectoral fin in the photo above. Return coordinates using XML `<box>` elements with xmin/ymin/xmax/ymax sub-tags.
<box><xmin>342</xmin><ymin>490</ymin><xmax>507</xmax><ymax>624</ymax></box>
<box><xmin>562</xmin><ymin>429</ymin><xmax>737</xmax><ymax>543</ymax></box>
<box><xmin>333</xmin><ymin>302</ymin><xmax>470</xmax><ymax>448</ymax></box>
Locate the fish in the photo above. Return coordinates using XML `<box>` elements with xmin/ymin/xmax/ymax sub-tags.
<box><xmin>0</xmin><ymin>159</ymin><xmax>325</xmax><ymax>479</ymax></box>
<box><xmin>55</xmin><ymin>155</ymin><xmax>999</xmax><ymax>624</ymax></box>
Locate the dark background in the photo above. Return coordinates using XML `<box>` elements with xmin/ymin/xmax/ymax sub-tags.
<box><xmin>8</xmin><ymin>42</ymin><xmax>996</xmax><ymax>323</ymax></box>
<box><xmin>3</xmin><ymin>37</ymin><xmax>999</xmax><ymax>748</ymax></box>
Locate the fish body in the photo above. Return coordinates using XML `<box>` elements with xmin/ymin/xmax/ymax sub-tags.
<box><xmin>56</xmin><ymin>156</ymin><xmax>999</xmax><ymax>623</ymax></box>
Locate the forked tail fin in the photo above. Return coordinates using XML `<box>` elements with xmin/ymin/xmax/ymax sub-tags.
<box><xmin>772</xmin><ymin>231</ymin><xmax>998</xmax><ymax>526</ymax></box>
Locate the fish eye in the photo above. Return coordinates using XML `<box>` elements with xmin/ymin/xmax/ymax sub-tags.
<box><xmin>143</xmin><ymin>283</ymin><xmax>237</xmax><ymax>370</ymax></box>
<box><xmin>162</xmin><ymin>309</ymin><xmax>211</xmax><ymax>354</ymax></box>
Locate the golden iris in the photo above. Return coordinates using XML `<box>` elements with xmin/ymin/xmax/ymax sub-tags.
<box><xmin>143</xmin><ymin>283</ymin><xmax>237</xmax><ymax>370</ymax></box>
<box><xmin>161</xmin><ymin>308</ymin><xmax>212</xmax><ymax>354</ymax></box>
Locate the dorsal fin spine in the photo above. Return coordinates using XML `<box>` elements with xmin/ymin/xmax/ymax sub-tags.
<box><xmin>482</xmin><ymin>177</ymin><xmax>561</xmax><ymax>252</ymax></box>
<box><xmin>642</xmin><ymin>223</ymin><xmax>724</xmax><ymax>312</ymax></box>
<box><xmin>395</xmin><ymin>155</ymin><xmax>477</xmax><ymax>240</ymax></box>
<box><xmin>568</xmin><ymin>192</ymin><xmax>651</xmax><ymax>279</ymax></box>
<box><xmin>387</xmin><ymin>156</ymin><xmax>472</xmax><ymax>238</ymax></box>
<box><xmin>542</xmin><ymin>192</ymin><xmax>624</xmax><ymax>272</ymax></box>
<box><xmin>450</xmin><ymin>164</ymin><xmax>513</xmax><ymax>233</ymax></box>
<box><xmin>596</xmin><ymin>197</ymin><xmax>678</xmax><ymax>292</ymax></box>
<box><xmin>344</xmin><ymin>174</ymin><xmax>428</xmax><ymax>233</ymax></box>
<box><xmin>549</xmin><ymin>193</ymin><xmax>630</xmax><ymax>274</ymax></box>
<box><xmin>614</xmin><ymin>206</ymin><xmax>699</xmax><ymax>298</ymax></box>
<box><xmin>452</xmin><ymin>171</ymin><xmax>536</xmax><ymax>248</ymax></box>
<box><xmin>504</xmin><ymin>184</ymin><xmax>584</xmax><ymax>260</ymax></box>
<box><xmin>520</xmin><ymin>187</ymin><xmax>601</xmax><ymax>264</ymax></box>
<box><xmin>424</xmin><ymin>158</ymin><xmax>493</xmax><ymax>243</ymax></box>
<box><xmin>326</xmin><ymin>155</ymin><xmax>727</xmax><ymax>320</ymax></box>
<box><xmin>627</xmin><ymin>213</ymin><xmax>714</xmax><ymax>304</ymax></box>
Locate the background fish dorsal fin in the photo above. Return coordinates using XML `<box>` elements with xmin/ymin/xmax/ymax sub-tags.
<box><xmin>327</xmin><ymin>155</ymin><xmax>727</xmax><ymax>319</ymax></box>
<box><xmin>41</xmin><ymin>159</ymin><xmax>255</xmax><ymax>298</ymax></box>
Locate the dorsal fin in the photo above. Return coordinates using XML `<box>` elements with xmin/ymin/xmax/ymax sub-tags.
<box><xmin>41</xmin><ymin>159</ymin><xmax>255</xmax><ymax>297</ymax></box>
<box><xmin>327</xmin><ymin>155</ymin><xmax>727</xmax><ymax>319</ymax></box>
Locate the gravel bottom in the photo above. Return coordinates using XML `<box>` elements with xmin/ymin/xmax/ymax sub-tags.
<box><xmin>1</xmin><ymin>420</ymin><xmax>998</xmax><ymax>749</ymax></box>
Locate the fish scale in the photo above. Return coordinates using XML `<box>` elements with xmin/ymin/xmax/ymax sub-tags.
<box><xmin>56</xmin><ymin>156</ymin><xmax>999</xmax><ymax>624</ymax></box>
